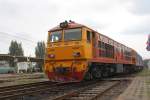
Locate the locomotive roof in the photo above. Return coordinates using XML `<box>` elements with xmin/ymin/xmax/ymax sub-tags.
<box><xmin>48</xmin><ymin>21</ymin><xmax>135</xmax><ymax>52</ymax></box>
<box><xmin>49</xmin><ymin>21</ymin><xmax>85</xmax><ymax>32</ymax></box>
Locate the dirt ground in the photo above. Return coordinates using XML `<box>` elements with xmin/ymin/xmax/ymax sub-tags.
<box><xmin>117</xmin><ymin>69</ymin><xmax>150</xmax><ymax>100</ymax></box>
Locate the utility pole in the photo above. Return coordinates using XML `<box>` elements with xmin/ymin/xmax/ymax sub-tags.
<box><xmin>13</xmin><ymin>56</ymin><xmax>18</xmax><ymax>73</ymax></box>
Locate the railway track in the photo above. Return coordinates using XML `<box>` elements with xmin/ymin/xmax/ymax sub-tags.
<box><xmin>38</xmin><ymin>79</ymin><xmax>127</xmax><ymax>100</ymax></box>
<box><xmin>0</xmin><ymin>80</ymin><xmax>98</xmax><ymax>100</ymax></box>
<box><xmin>49</xmin><ymin>80</ymin><xmax>121</xmax><ymax>100</ymax></box>
<box><xmin>0</xmin><ymin>81</ymin><xmax>60</xmax><ymax>100</ymax></box>
<box><xmin>0</xmin><ymin>78</ymin><xmax>130</xmax><ymax>100</ymax></box>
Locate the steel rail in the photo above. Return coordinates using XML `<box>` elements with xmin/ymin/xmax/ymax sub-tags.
<box><xmin>91</xmin><ymin>81</ymin><xmax>121</xmax><ymax>100</ymax></box>
<box><xmin>0</xmin><ymin>81</ymin><xmax>53</xmax><ymax>92</ymax></box>
<box><xmin>0</xmin><ymin>81</ymin><xmax>61</xmax><ymax>100</ymax></box>
<box><xmin>51</xmin><ymin>80</ymin><xmax>121</xmax><ymax>100</ymax></box>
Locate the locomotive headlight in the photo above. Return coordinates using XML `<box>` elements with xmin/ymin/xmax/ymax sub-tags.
<box><xmin>48</xmin><ymin>54</ymin><xmax>55</xmax><ymax>58</ymax></box>
<box><xmin>73</xmin><ymin>52</ymin><xmax>81</xmax><ymax>57</ymax></box>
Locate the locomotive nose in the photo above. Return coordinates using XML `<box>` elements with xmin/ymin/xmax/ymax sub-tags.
<box><xmin>47</xmin><ymin>45</ymin><xmax>83</xmax><ymax>60</ymax></box>
<box><xmin>54</xmin><ymin>67</ymin><xmax>70</xmax><ymax>75</ymax></box>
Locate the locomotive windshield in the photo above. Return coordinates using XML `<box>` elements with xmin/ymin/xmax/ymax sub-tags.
<box><xmin>64</xmin><ymin>28</ymin><xmax>81</xmax><ymax>41</ymax></box>
<box><xmin>50</xmin><ymin>31</ymin><xmax>62</xmax><ymax>42</ymax></box>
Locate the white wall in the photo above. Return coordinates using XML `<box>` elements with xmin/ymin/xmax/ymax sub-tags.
<box><xmin>0</xmin><ymin>61</ymin><xmax>9</xmax><ymax>67</ymax></box>
<box><xmin>17</xmin><ymin>62</ymin><xmax>29</xmax><ymax>73</ymax></box>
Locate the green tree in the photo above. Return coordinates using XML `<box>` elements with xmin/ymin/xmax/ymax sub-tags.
<box><xmin>35</xmin><ymin>41</ymin><xmax>45</xmax><ymax>71</ymax></box>
<box><xmin>8</xmin><ymin>40</ymin><xmax>24</xmax><ymax>67</ymax></box>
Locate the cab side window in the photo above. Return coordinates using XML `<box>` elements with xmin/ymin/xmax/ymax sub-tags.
<box><xmin>86</xmin><ymin>30</ymin><xmax>91</xmax><ymax>43</ymax></box>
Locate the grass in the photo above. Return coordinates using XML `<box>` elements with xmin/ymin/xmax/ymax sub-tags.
<box><xmin>139</xmin><ymin>69</ymin><xmax>150</xmax><ymax>97</ymax></box>
<box><xmin>146</xmin><ymin>80</ymin><xmax>150</xmax><ymax>97</ymax></box>
<box><xmin>136</xmin><ymin>69</ymin><xmax>150</xmax><ymax>77</ymax></box>
<box><xmin>134</xmin><ymin>69</ymin><xmax>150</xmax><ymax>97</ymax></box>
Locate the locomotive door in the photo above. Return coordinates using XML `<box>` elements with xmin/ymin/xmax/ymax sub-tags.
<box><xmin>92</xmin><ymin>32</ymin><xmax>97</xmax><ymax>58</ymax></box>
<box><xmin>86</xmin><ymin>30</ymin><xmax>96</xmax><ymax>58</ymax></box>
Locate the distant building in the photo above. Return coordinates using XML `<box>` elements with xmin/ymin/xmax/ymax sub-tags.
<box><xmin>0</xmin><ymin>61</ymin><xmax>15</xmax><ymax>74</ymax></box>
<box><xmin>146</xmin><ymin>34</ymin><xmax>150</xmax><ymax>51</ymax></box>
<box><xmin>0</xmin><ymin>54</ymin><xmax>43</xmax><ymax>73</ymax></box>
<box><xmin>17</xmin><ymin>62</ymin><xmax>36</xmax><ymax>73</ymax></box>
<box><xmin>147</xmin><ymin>60</ymin><xmax>150</xmax><ymax>69</ymax></box>
<box><xmin>144</xmin><ymin>59</ymin><xmax>150</xmax><ymax>69</ymax></box>
<box><xmin>0</xmin><ymin>61</ymin><xmax>9</xmax><ymax>67</ymax></box>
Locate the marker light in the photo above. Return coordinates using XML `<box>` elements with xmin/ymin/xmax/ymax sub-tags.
<box><xmin>48</xmin><ymin>54</ymin><xmax>55</xmax><ymax>58</ymax></box>
<box><xmin>73</xmin><ymin>52</ymin><xmax>80</xmax><ymax>57</ymax></box>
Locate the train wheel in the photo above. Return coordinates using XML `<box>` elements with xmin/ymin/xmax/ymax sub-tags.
<box><xmin>102</xmin><ymin>67</ymin><xmax>110</xmax><ymax>78</ymax></box>
<box><xmin>92</xmin><ymin>67</ymin><xmax>102</xmax><ymax>79</ymax></box>
<box><xmin>84</xmin><ymin>72</ymin><xmax>92</xmax><ymax>80</ymax></box>
<box><xmin>102</xmin><ymin>72</ymin><xmax>108</xmax><ymax>77</ymax></box>
<box><xmin>102</xmin><ymin>69</ymin><xmax>109</xmax><ymax>78</ymax></box>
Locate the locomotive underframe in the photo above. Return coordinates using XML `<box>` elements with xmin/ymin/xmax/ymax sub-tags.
<box><xmin>84</xmin><ymin>62</ymin><xmax>142</xmax><ymax>80</ymax></box>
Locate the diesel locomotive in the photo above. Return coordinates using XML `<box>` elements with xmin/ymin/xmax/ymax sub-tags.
<box><xmin>44</xmin><ymin>21</ymin><xmax>143</xmax><ymax>82</ymax></box>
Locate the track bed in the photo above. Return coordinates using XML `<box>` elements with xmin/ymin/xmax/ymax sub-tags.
<box><xmin>0</xmin><ymin>77</ymin><xmax>132</xmax><ymax>100</ymax></box>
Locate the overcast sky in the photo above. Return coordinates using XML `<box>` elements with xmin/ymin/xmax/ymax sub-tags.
<box><xmin>0</xmin><ymin>0</ymin><xmax>149</xmax><ymax>59</ymax></box>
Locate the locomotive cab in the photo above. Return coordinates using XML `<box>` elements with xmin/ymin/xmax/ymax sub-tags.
<box><xmin>44</xmin><ymin>21</ymin><xmax>93</xmax><ymax>82</ymax></box>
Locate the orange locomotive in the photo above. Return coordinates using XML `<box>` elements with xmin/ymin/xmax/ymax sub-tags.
<box><xmin>44</xmin><ymin>21</ymin><xmax>143</xmax><ymax>82</ymax></box>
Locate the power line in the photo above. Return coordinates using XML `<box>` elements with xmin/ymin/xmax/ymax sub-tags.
<box><xmin>0</xmin><ymin>31</ymin><xmax>45</xmax><ymax>55</ymax></box>
<box><xmin>0</xmin><ymin>34</ymin><xmax>36</xmax><ymax>47</ymax></box>
<box><xmin>0</xmin><ymin>34</ymin><xmax>36</xmax><ymax>56</ymax></box>
<box><xmin>0</xmin><ymin>33</ymin><xmax>39</xmax><ymax>52</ymax></box>
<box><xmin>0</xmin><ymin>31</ymin><xmax>37</xmax><ymax>44</ymax></box>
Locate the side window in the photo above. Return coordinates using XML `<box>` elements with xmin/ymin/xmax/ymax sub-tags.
<box><xmin>98</xmin><ymin>41</ymin><xmax>101</xmax><ymax>48</ymax></box>
<box><xmin>86</xmin><ymin>30</ymin><xmax>91</xmax><ymax>43</ymax></box>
